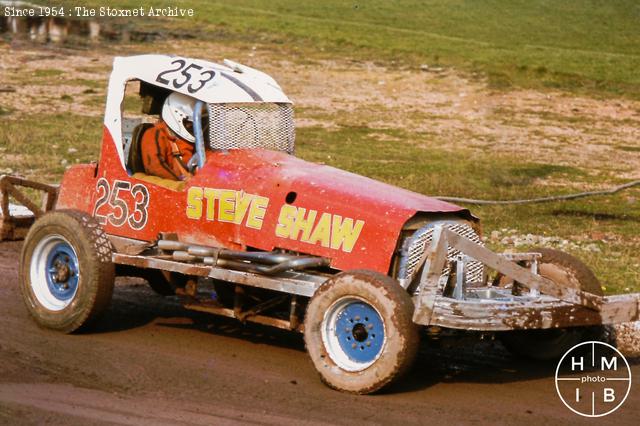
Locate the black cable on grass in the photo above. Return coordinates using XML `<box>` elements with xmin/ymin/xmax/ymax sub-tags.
<box><xmin>436</xmin><ymin>179</ymin><xmax>640</xmax><ymax>205</ymax></box>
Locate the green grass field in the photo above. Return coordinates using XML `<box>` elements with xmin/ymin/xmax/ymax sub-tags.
<box><xmin>2</xmin><ymin>115</ymin><xmax>638</xmax><ymax>294</ymax></box>
<box><xmin>3</xmin><ymin>1</ymin><xmax>639</xmax><ymax>293</ymax></box>
<box><xmin>60</xmin><ymin>0</ymin><xmax>640</xmax><ymax>99</ymax></box>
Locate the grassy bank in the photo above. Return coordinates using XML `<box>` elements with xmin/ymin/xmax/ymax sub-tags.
<box><xmin>57</xmin><ymin>0</ymin><xmax>640</xmax><ymax>99</ymax></box>
<box><xmin>1</xmin><ymin>114</ymin><xmax>637</xmax><ymax>293</ymax></box>
<box><xmin>3</xmin><ymin>1</ymin><xmax>638</xmax><ymax>293</ymax></box>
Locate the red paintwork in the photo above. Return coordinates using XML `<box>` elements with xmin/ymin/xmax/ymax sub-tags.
<box><xmin>57</xmin><ymin>127</ymin><xmax>468</xmax><ymax>274</ymax></box>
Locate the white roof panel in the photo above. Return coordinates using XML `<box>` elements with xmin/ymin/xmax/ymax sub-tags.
<box><xmin>110</xmin><ymin>55</ymin><xmax>291</xmax><ymax>104</ymax></box>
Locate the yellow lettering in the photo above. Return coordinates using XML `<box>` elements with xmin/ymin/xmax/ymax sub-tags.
<box><xmin>203</xmin><ymin>188</ymin><xmax>220</xmax><ymax>221</ymax></box>
<box><xmin>308</xmin><ymin>212</ymin><xmax>331</xmax><ymax>247</ymax></box>
<box><xmin>186</xmin><ymin>186</ymin><xmax>203</xmax><ymax>219</ymax></box>
<box><xmin>331</xmin><ymin>215</ymin><xmax>365</xmax><ymax>252</ymax></box>
<box><xmin>276</xmin><ymin>205</ymin><xmax>297</xmax><ymax>238</ymax></box>
<box><xmin>218</xmin><ymin>189</ymin><xmax>236</xmax><ymax>222</ymax></box>
<box><xmin>186</xmin><ymin>186</ymin><xmax>272</xmax><ymax>229</ymax></box>
<box><xmin>292</xmin><ymin>208</ymin><xmax>317</xmax><ymax>242</ymax></box>
<box><xmin>246</xmin><ymin>196</ymin><xmax>269</xmax><ymax>229</ymax></box>
<box><xmin>233</xmin><ymin>191</ymin><xmax>253</xmax><ymax>225</ymax></box>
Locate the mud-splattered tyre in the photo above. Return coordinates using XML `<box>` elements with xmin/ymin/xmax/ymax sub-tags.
<box><xmin>144</xmin><ymin>270</ymin><xmax>187</xmax><ymax>296</ymax></box>
<box><xmin>304</xmin><ymin>270</ymin><xmax>419</xmax><ymax>394</ymax></box>
<box><xmin>213</xmin><ymin>280</ymin><xmax>236</xmax><ymax>308</ymax></box>
<box><xmin>500</xmin><ymin>248</ymin><xmax>603</xmax><ymax>361</ymax></box>
<box><xmin>20</xmin><ymin>210</ymin><xmax>115</xmax><ymax>333</ymax></box>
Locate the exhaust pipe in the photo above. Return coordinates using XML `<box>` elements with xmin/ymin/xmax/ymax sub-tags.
<box><xmin>159</xmin><ymin>240</ymin><xmax>329</xmax><ymax>275</ymax></box>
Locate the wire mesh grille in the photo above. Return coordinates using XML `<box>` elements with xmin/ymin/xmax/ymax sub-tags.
<box><xmin>207</xmin><ymin>103</ymin><xmax>295</xmax><ymax>153</ymax></box>
<box><xmin>400</xmin><ymin>222</ymin><xmax>484</xmax><ymax>288</ymax></box>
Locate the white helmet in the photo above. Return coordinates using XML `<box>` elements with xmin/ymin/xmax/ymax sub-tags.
<box><xmin>162</xmin><ymin>92</ymin><xmax>196</xmax><ymax>143</ymax></box>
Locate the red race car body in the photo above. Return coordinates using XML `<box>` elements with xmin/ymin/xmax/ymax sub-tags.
<box><xmin>57</xmin><ymin>125</ymin><xmax>468</xmax><ymax>274</ymax></box>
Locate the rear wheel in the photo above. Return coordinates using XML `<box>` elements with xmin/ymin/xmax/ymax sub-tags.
<box><xmin>144</xmin><ymin>270</ymin><xmax>187</xmax><ymax>296</ymax></box>
<box><xmin>20</xmin><ymin>210</ymin><xmax>115</xmax><ymax>333</ymax></box>
<box><xmin>213</xmin><ymin>280</ymin><xmax>236</xmax><ymax>308</ymax></box>
<box><xmin>500</xmin><ymin>248</ymin><xmax>603</xmax><ymax>360</ymax></box>
<box><xmin>304</xmin><ymin>270</ymin><xmax>419</xmax><ymax>394</ymax></box>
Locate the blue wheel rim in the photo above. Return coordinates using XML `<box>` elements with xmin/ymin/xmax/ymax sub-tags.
<box><xmin>44</xmin><ymin>241</ymin><xmax>79</xmax><ymax>302</ymax></box>
<box><xmin>325</xmin><ymin>299</ymin><xmax>385</xmax><ymax>369</ymax></box>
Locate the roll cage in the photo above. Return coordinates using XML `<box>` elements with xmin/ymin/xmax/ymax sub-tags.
<box><xmin>106</xmin><ymin>54</ymin><xmax>293</xmax><ymax>171</ymax></box>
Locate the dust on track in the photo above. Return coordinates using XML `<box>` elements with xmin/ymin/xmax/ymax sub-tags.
<box><xmin>1</xmin><ymin>241</ymin><xmax>638</xmax><ymax>425</ymax></box>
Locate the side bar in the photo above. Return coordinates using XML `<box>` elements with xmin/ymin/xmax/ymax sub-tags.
<box><xmin>427</xmin><ymin>293</ymin><xmax>640</xmax><ymax>331</ymax></box>
<box><xmin>112</xmin><ymin>253</ymin><xmax>326</xmax><ymax>297</ymax></box>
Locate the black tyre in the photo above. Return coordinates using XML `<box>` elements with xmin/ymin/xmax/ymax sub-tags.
<box><xmin>145</xmin><ymin>270</ymin><xmax>186</xmax><ymax>296</ymax></box>
<box><xmin>115</xmin><ymin>266</ymin><xmax>185</xmax><ymax>296</ymax></box>
<box><xmin>500</xmin><ymin>248</ymin><xmax>603</xmax><ymax>360</ymax></box>
<box><xmin>304</xmin><ymin>270</ymin><xmax>419</xmax><ymax>394</ymax></box>
<box><xmin>533</xmin><ymin>248</ymin><xmax>603</xmax><ymax>296</ymax></box>
<box><xmin>20</xmin><ymin>210</ymin><xmax>115</xmax><ymax>333</ymax></box>
<box><xmin>213</xmin><ymin>280</ymin><xmax>236</xmax><ymax>308</ymax></box>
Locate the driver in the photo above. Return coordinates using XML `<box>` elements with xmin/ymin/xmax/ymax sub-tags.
<box><xmin>141</xmin><ymin>92</ymin><xmax>196</xmax><ymax>181</ymax></box>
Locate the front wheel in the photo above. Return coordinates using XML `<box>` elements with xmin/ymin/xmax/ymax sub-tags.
<box><xmin>20</xmin><ymin>210</ymin><xmax>115</xmax><ymax>333</ymax></box>
<box><xmin>500</xmin><ymin>248</ymin><xmax>604</xmax><ymax>360</ymax></box>
<box><xmin>304</xmin><ymin>270</ymin><xmax>419</xmax><ymax>394</ymax></box>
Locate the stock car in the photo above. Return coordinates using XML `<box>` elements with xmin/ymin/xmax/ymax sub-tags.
<box><xmin>5</xmin><ymin>55</ymin><xmax>637</xmax><ymax>394</ymax></box>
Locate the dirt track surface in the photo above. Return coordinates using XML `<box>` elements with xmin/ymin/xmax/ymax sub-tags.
<box><xmin>0</xmin><ymin>241</ymin><xmax>637</xmax><ymax>425</ymax></box>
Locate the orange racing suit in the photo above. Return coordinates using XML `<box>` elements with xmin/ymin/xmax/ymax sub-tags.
<box><xmin>140</xmin><ymin>121</ymin><xmax>194</xmax><ymax>181</ymax></box>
